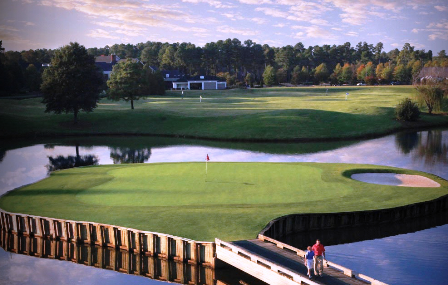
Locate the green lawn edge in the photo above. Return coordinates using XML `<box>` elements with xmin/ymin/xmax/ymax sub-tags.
<box><xmin>1</xmin><ymin>86</ymin><xmax>447</xmax><ymax>142</ymax></box>
<box><xmin>1</xmin><ymin>162</ymin><xmax>447</xmax><ymax>242</ymax></box>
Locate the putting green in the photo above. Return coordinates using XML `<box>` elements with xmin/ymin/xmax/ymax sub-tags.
<box><xmin>76</xmin><ymin>163</ymin><xmax>349</xmax><ymax>207</ymax></box>
<box><xmin>1</xmin><ymin>162</ymin><xmax>447</xmax><ymax>241</ymax></box>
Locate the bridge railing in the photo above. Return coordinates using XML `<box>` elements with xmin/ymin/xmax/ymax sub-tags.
<box><xmin>216</xmin><ymin>238</ymin><xmax>321</xmax><ymax>285</ymax></box>
<box><xmin>0</xmin><ymin>208</ymin><xmax>215</xmax><ymax>267</ymax></box>
<box><xmin>258</xmin><ymin>234</ymin><xmax>388</xmax><ymax>285</ymax></box>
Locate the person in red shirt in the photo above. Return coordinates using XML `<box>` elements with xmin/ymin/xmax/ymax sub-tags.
<box><xmin>312</xmin><ymin>239</ymin><xmax>326</xmax><ymax>277</ymax></box>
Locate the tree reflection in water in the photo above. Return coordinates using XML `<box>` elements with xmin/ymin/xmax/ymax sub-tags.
<box><xmin>110</xmin><ymin>147</ymin><xmax>151</xmax><ymax>164</ymax></box>
<box><xmin>0</xmin><ymin>150</ymin><xmax>5</xmax><ymax>163</ymax></box>
<box><xmin>395</xmin><ymin>130</ymin><xmax>448</xmax><ymax>167</ymax></box>
<box><xmin>46</xmin><ymin>144</ymin><xmax>99</xmax><ymax>173</ymax></box>
<box><xmin>414</xmin><ymin>130</ymin><xmax>448</xmax><ymax>166</ymax></box>
<box><xmin>394</xmin><ymin>131</ymin><xmax>419</xmax><ymax>154</ymax></box>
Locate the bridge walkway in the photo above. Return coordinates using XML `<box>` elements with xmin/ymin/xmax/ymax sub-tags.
<box><xmin>234</xmin><ymin>239</ymin><xmax>368</xmax><ymax>285</ymax></box>
<box><xmin>216</xmin><ymin>237</ymin><xmax>387</xmax><ymax>285</ymax></box>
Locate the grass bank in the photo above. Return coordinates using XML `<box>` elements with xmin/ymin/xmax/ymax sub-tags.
<box><xmin>1</xmin><ymin>162</ymin><xmax>447</xmax><ymax>241</ymax></box>
<box><xmin>0</xmin><ymin>86</ymin><xmax>447</xmax><ymax>141</ymax></box>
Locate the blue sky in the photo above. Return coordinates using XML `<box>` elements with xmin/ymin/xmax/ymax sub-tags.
<box><xmin>0</xmin><ymin>0</ymin><xmax>447</xmax><ymax>53</ymax></box>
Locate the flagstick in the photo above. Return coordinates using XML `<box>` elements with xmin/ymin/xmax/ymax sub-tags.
<box><xmin>206</xmin><ymin>159</ymin><xmax>208</xmax><ymax>175</ymax></box>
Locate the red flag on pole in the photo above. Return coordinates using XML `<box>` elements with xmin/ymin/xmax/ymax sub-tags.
<box><xmin>206</xmin><ymin>154</ymin><xmax>210</xmax><ymax>161</ymax></box>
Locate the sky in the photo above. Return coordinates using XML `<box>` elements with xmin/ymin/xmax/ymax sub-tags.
<box><xmin>0</xmin><ymin>0</ymin><xmax>447</xmax><ymax>53</ymax></box>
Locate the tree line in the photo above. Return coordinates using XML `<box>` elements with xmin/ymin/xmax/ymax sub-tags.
<box><xmin>89</xmin><ymin>40</ymin><xmax>447</xmax><ymax>86</ymax></box>
<box><xmin>1</xmin><ymin>39</ymin><xmax>448</xmax><ymax>95</ymax></box>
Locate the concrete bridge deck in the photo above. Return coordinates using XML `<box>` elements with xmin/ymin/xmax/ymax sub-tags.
<box><xmin>216</xmin><ymin>237</ymin><xmax>387</xmax><ymax>285</ymax></box>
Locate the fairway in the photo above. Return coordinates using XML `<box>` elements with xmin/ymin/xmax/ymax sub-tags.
<box><xmin>1</xmin><ymin>162</ymin><xmax>447</xmax><ymax>241</ymax></box>
<box><xmin>1</xmin><ymin>86</ymin><xmax>447</xmax><ymax>140</ymax></box>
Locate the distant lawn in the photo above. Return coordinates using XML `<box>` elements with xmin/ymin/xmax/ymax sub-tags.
<box><xmin>0</xmin><ymin>86</ymin><xmax>447</xmax><ymax>141</ymax></box>
<box><xmin>1</xmin><ymin>162</ymin><xmax>447</xmax><ymax>241</ymax></box>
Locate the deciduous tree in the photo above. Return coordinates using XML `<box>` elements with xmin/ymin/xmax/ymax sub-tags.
<box><xmin>415</xmin><ymin>80</ymin><xmax>447</xmax><ymax>114</ymax></box>
<box><xmin>314</xmin><ymin>63</ymin><xmax>329</xmax><ymax>83</ymax></box>
<box><xmin>262</xmin><ymin>65</ymin><xmax>276</xmax><ymax>86</ymax></box>
<box><xmin>107</xmin><ymin>59</ymin><xmax>145</xmax><ymax>109</ymax></box>
<box><xmin>41</xmin><ymin>42</ymin><xmax>103</xmax><ymax>124</ymax></box>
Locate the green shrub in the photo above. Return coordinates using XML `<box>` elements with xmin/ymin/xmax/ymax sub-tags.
<box><xmin>395</xmin><ymin>98</ymin><xmax>420</xmax><ymax>121</ymax></box>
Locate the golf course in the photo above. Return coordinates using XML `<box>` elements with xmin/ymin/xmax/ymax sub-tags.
<box><xmin>1</xmin><ymin>162</ymin><xmax>447</xmax><ymax>241</ymax></box>
<box><xmin>1</xmin><ymin>86</ymin><xmax>447</xmax><ymax>140</ymax></box>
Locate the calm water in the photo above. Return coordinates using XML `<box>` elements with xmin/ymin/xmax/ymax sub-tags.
<box><xmin>0</xmin><ymin>129</ymin><xmax>447</xmax><ymax>285</ymax></box>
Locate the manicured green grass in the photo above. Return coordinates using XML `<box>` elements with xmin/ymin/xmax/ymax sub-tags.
<box><xmin>1</xmin><ymin>162</ymin><xmax>447</xmax><ymax>241</ymax></box>
<box><xmin>1</xmin><ymin>86</ymin><xmax>447</xmax><ymax>140</ymax></box>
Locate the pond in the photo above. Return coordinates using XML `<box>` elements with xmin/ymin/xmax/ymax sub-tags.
<box><xmin>0</xmin><ymin>128</ymin><xmax>447</xmax><ymax>284</ymax></box>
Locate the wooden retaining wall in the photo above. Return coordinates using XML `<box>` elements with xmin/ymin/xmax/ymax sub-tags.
<box><xmin>0</xmin><ymin>229</ymin><xmax>214</xmax><ymax>284</ymax></box>
<box><xmin>0</xmin><ymin>209</ymin><xmax>215</xmax><ymax>267</ymax></box>
<box><xmin>259</xmin><ymin>193</ymin><xmax>448</xmax><ymax>240</ymax></box>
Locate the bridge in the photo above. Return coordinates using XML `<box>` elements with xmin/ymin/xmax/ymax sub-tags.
<box><xmin>216</xmin><ymin>235</ymin><xmax>388</xmax><ymax>285</ymax></box>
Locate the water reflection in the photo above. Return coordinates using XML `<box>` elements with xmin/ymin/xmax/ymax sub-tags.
<box><xmin>44</xmin><ymin>144</ymin><xmax>99</xmax><ymax>173</ymax></box>
<box><xmin>394</xmin><ymin>131</ymin><xmax>419</xmax><ymax>154</ymax></box>
<box><xmin>0</xmin><ymin>150</ymin><xmax>5</xmax><ymax>163</ymax></box>
<box><xmin>110</xmin><ymin>147</ymin><xmax>152</xmax><ymax>164</ymax></box>
<box><xmin>395</xmin><ymin>130</ymin><xmax>448</xmax><ymax>167</ymax></box>
<box><xmin>0</xmin><ymin>230</ymin><xmax>213</xmax><ymax>285</ymax></box>
<box><xmin>0</xmin><ymin>230</ymin><xmax>266</xmax><ymax>285</ymax></box>
<box><xmin>0</xmin><ymin>128</ymin><xmax>447</xmax><ymax>285</ymax></box>
<box><xmin>279</xmin><ymin>209</ymin><xmax>448</xmax><ymax>248</ymax></box>
<box><xmin>414</xmin><ymin>130</ymin><xmax>448</xmax><ymax>166</ymax></box>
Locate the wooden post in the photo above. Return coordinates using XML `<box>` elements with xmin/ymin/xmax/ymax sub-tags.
<box><xmin>60</xmin><ymin>221</ymin><xmax>67</xmax><ymax>241</ymax></box>
<box><xmin>159</xmin><ymin>235</ymin><xmax>168</xmax><ymax>258</ymax></box>
<box><xmin>96</xmin><ymin>225</ymin><xmax>103</xmax><ymax>246</ymax></box>
<box><xmin>85</xmin><ymin>223</ymin><xmax>91</xmax><ymax>244</ymax></box>
<box><xmin>10</xmin><ymin>214</ymin><xmax>18</xmax><ymax>234</ymax></box>
<box><xmin>134</xmin><ymin>231</ymin><xmax>141</xmax><ymax>253</ymax></box>
<box><xmin>48</xmin><ymin>219</ymin><xmax>55</xmax><ymax>239</ymax></box>
<box><xmin>175</xmin><ymin>239</ymin><xmax>184</xmax><ymax>261</ymax></box>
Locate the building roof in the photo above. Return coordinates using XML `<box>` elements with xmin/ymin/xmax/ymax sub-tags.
<box><xmin>95</xmin><ymin>62</ymin><xmax>114</xmax><ymax>72</ymax></box>
<box><xmin>161</xmin><ymin>70</ymin><xmax>183</xmax><ymax>79</ymax></box>
<box><xmin>188</xmin><ymin>75</ymin><xmax>221</xmax><ymax>81</ymax></box>
<box><xmin>417</xmin><ymin>67</ymin><xmax>448</xmax><ymax>80</ymax></box>
<box><xmin>95</xmin><ymin>55</ymin><xmax>120</xmax><ymax>64</ymax></box>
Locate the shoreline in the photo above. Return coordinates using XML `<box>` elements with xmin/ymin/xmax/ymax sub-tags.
<box><xmin>1</xmin><ymin>120</ymin><xmax>447</xmax><ymax>144</ymax></box>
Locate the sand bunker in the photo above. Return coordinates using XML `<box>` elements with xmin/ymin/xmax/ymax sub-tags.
<box><xmin>351</xmin><ymin>173</ymin><xmax>440</xmax><ymax>187</ymax></box>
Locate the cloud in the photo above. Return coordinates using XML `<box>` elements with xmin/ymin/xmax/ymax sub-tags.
<box><xmin>420</xmin><ymin>19</ymin><xmax>448</xmax><ymax>40</ymax></box>
<box><xmin>87</xmin><ymin>29</ymin><xmax>120</xmax><ymax>39</ymax></box>
<box><xmin>292</xmin><ymin>25</ymin><xmax>337</xmax><ymax>40</ymax></box>
<box><xmin>36</xmin><ymin>0</ymin><xmax>209</xmax><ymax>39</ymax></box>
<box><xmin>391</xmin><ymin>41</ymin><xmax>425</xmax><ymax>49</ymax></box>
<box><xmin>434</xmin><ymin>5</ymin><xmax>448</xmax><ymax>12</ymax></box>
<box><xmin>273</xmin><ymin>23</ymin><xmax>286</xmax><ymax>28</ymax></box>
<box><xmin>0</xmin><ymin>25</ymin><xmax>19</xmax><ymax>32</ymax></box>
<box><xmin>0</xmin><ymin>25</ymin><xmax>38</xmax><ymax>48</ymax></box>
<box><xmin>321</xmin><ymin>0</ymin><xmax>436</xmax><ymax>25</ymax></box>
<box><xmin>251</xmin><ymin>17</ymin><xmax>267</xmax><ymax>24</ymax></box>
<box><xmin>238</xmin><ymin>0</ymin><xmax>273</xmax><ymax>4</ymax></box>
<box><xmin>429</xmin><ymin>32</ymin><xmax>448</xmax><ymax>40</ymax></box>
<box><xmin>255</xmin><ymin>7</ymin><xmax>289</xmax><ymax>18</ymax></box>
<box><xmin>181</xmin><ymin>0</ymin><xmax>236</xmax><ymax>8</ymax></box>
<box><xmin>216</xmin><ymin>25</ymin><xmax>259</xmax><ymax>36</ymax></box>
<box><xmin>346</xmin><ymin>31</ymin><xmax>358</xmax><ymax>37</ymax></box>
